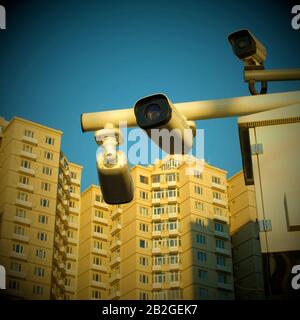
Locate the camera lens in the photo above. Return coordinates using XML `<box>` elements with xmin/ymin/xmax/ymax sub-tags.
<box><xmin>145</xmin><ymin>104</ymin><xmax>161</xmax><ymax>121</ymax></box>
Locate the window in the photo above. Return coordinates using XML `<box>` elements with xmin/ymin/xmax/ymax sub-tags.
<box><xmin>153</xmin><ymin>206</ymin><xmax>164</xmax><ymax>216</ymax></box>
<box><xmin>22</xmin><ymin>144</ymin><xmax>33</xmax><ymax>153</ymax></box>
<box><xmin>94</xmin><ymin>225</ymin><xmax>103</xmax><ymax>234</ymax></box>
<box><xmin>218</xmin><ymin>273</ymin><xmax>227</xmax><ymax>283</ymax></box>
<box><xmin>140</xmin><ymin>175</ymin><xmax>149</xmax><ymax>184</ymax></box>
<box><xmin>139</xmin><ymin>239</ymin><xmax>147</xmax><ymax>248</ymax></box>
<box><xmin>93</xmin><ymin>273</ymin><xmax>102</xmax><ymax>283</ymax></box>
<box><xmin>213</xmin><ymin>192</ymin><xmax>221</xmax><ymax>200</ymax></box>
<box><xmin>41</xmin><ymin>182</ymin><xmax>51</xmax><ymax>192</ymax></box>
<box><xmin>140</xmin><ymin>191</ymin><xmax>148</xmax><ymax>200</ymax></box>
<box><xmin>199</xmin><ymin>287</ymin><xmax>208</xmax><ymax>297</ymax></box>
<box><xmin>40</xmin><ymin>198</ymin><xmax>49</xmax><ymax>208</ymax></box>
<box><xmin>139</xmin><ymin>291</ymin><xmax>149</xmax><ymax>300</ymax></box>
<box><xmin>95</xmin><ymin>210</ymin><xmax>104</xmax><ymax>218</ymax></box>
<box><xmin>166</xmin><ymin>189</ymin><xmax>179</xmax><ymax>198</ymax></box>
<box><xmin>93</xmin><ymin>257</ymin><xmax>102</xmax><ymax>266</ymax></box>
<box><xmin>216</xmin><ymin>239</ymin><xmax>225</xmax><ymax>249</ymax></box>
<box><xmin>139</xmin><ymin>223</ymin><xmax>148</xmax><ymax>232</ymax></box>
<box><xmin>17</xmin><ymin>192</ymin><xmax>28</xmax><ymax>202</ymax></box>
<box><xmin>42</xmin><ymin>166</ymin><xmax>52</xmax><ymax>176</ymax></box>
<box><xmin>65</xmin><ymin>278</ymin><xmax>71</xmax><ymax>286</ymax></box>
<box><xmin>153</xmin><ymin>190</ymin><xmax>164</xmax><ymax>199</ymax></box>
<box><xmin>36</xmin><ymin>249</ymin><xmax>46</xmax><ymax>259</ymax></box>
<box><xmin>92</xmin><ymin>290</ymin><xmax>101</xmax><ymax>299</ymax></box>
<box><xmin>152</xmin><ymin>174</ymin><xmax>161</xmax><ymax>183</ymax></box>
<box><xmin>95</xmin><ymin>194</ymin><xmax>102</xmax><ymax>202</ymax></box>
<box><xmin>8</xmin><ymin>279</ymin><xmax>20</xmax><ymax>291</ymax></box>
<box><xmin>215</xmin><ymin>223</ymin><xmax>224</xmax><ymax>232</ymax></box>
<box><xmin>217</xmin><ymin>255</ymin><xmax>226</xmax><ymax>266</ymax></box>
<box><xmin>19</xmin><ymin>175</ymin><xmax>29</xmax><ymax>185</ymax></box>
<box><xmin>70</xmin><ymin>172</ymin><xmax>77</xmax><ymax>179</ymax></box>
<box><xmin>16</xmin><ymin>208</ymin><xmax>26</xmax><ymax>218</ymax></box>
<box><xmin>24</xmin><ymin>129</ymin><xmax>34</xmax><ymax>138</ymax></box>
<box><xmin>33</xmin><ymin>285</ymin><xmax>43</xmax><ymax>295</ymax></box>
<box><xmin>197</xmin><ymin>251</ymin><xmax>207</xmax><ymax>262</ymax></box>
<box><xmin>21</xmin><ymin>159</ymin><xmax>31</xmax><ymax>169</ymax></box>
<box><xmin>34</xmin><ymin>267</ymin><xmax>45</xmax><ymax>277</ymax></box>
<box><xmin>13</xmin><ymin>243</ymin><xmax>24</xmax><ymax>254</ymax></box>
<box><xmin>67</xmin><ymin>230</ymin><xmax>74</xmax><ymax>238</ymax></box>
<box><xmin>44</xmin><ymin>151</ymin><xmax>53</xmax><ymax>160</ymax></box>
<box><xmin>214</xmin><ymin>207</ymin><xmax>223</xmax><ymax>216</ymax></box>
<box><xmin>139</xmin><ymin>256</ymin><xmax>148</xmax><ymax>266</ymax></box>
<box><xmin>37</xmin><ymin>232</ymin><xmax>47</xmax><ymax>241</ymax></box>
<box><xmin>196</xmin><ymin>234</ymin><xmax>206</xmax><ymax>245</ymax></box>
<box><xmin>196</xmin><ymin>217</ymin><xmax>205</xmax><ymax>227</ymax></box>
<box><xmin>212</xmin><ymin>176</ymin><xmax>221</xmax><ymax>184</ymax></box>
<box><xmin>194</xmin><ymin>170</ymin><xmax>202</xmax><ymax>179</ymax></box>
<box><xmin>14</xmin><ymin>226</ymin><xmax>25</xmax><ymax>236</ymax></box>
<box><xmin>38</xmin><ymin>215</ymin><xmax>48</xmax><ymax>224</ymax></box>
<box><xmin>194</xmin><ymin>185</ymin><xmax>203</xmax><ymax>195</ymax></box>
<box><xmin>198</xmin><ymin>269</ymin><xmax>208</xmax><ymax>280</ymax></box>
<box><xmin>154</xmin><ymin>273</ymin><xmax>166</xmax><ymax>284</ymax></box>
<box><xmin>45</xmin><ymin>136</ymin><xmax>55</xmax><ymax>145</ymax></box>
<box><xmin>195</xmin><ymin>201</ymin><xmax>204</xmax><ymax>211</ymax></box>
<box><xmin>139</xmin><ymin>206</ymin><xmax>148</xmax><ymax>216</ymax></box>
<box><xmin>139</xmin><ymin>274</ymin><xmax>149</xmax><ymax>284</ymax></box>
<box><xmin>11</xmin><ymin>262</ymin><xmax>22</xmax><ymax>272</ymax></box>
<box><xmin>161</xmin><ymin>159</ymin><xmax>180</xmax><ymax>170</ymax></box>
<box><xmin>166</xmin><ymin>173</ymin><xmax>178</xmax><ymax>182</ymax></box>
<box><xmin>67</xmin><ymin>246</ymin><xmax>73</xmax><ymax>254</ymax></box>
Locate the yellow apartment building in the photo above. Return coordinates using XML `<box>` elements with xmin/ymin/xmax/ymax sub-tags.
<box><xmin>228</xmin><ymin>171</ymin><xmax>265</xmax><ymax>299</ymax></box>
<box><xmin>0</xmin><ymin>116</ymin><xmax>82</xmax><ymax>300</ymax></box>
<box><xmin>79</xmin><ymin>156</ymin><xmax>235</xmax><ymax>300</ymax></box>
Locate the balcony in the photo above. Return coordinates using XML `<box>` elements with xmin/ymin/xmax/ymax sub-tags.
<box><xmin>213</xmin><ymin>212</ymin><xmax>229</xmax><ymax>223</ymax></box>
<box><xmin>152</xmin><ymin>247</ymin><xmax>161</xmax><ymax>254</ymax></box>
<box><xmin>216</xmin><ymin>247</ymin><xmax>231</xmax><ymax>256</ymax></box>
<box><xmin>19</xmin><ymin>166</ymin><xmax>35</xmax><ymax>176</ymax></box>
<box><xmin>7</xmin><ymin>270</ymin><xmax>27</xmax><ymax>279</ymax></box>
<box><xmin>17</xmin><ymin>182</ymin><xmax>34</xmax><ymax>193</ymax></box>
<box><xmin>168</xmin><ymin>211</ymin><xmax>178</xmax><ymax>219</ymax></box>
<box><xmin>212</xmin><ymin>198</ymin><xmax>227</xmax><ymax>208</ymax></box>
<box><xmin>109</xmin><ymin>273</ymin><xmax>121</xmax><ymax>284</ymax></box>
<box><xmin>167</xmin><ymin>180</ymin><xmax>178</xmax><ymax>187</ymax></box>
<box><xmin>91</xmin><ymin>281</ymin><xmax>106</xmax><ymax>289</ymax></box>
<box><xmin>111</xmin><ymin>207</ymin><xmax>122</xmax><ymax>220</ymax></box>
<box><xmin>167</xmin><ymin>197</ymin><xmax>177</xmax><ymax>203</ymax></box>
<box><xmin>92</xmin><ymin>264</ymin><xmax>107</xmax><ymax>273</ymax></box>
<box><xmin>110</xmin><ymin>256</ymin><xmax>121</xmax><ymax>267</ymax></box>
<box><xmin>151</xmin><ymin>182</ymin><xmax>160</xmax><ymax>189</ymax></box>
<box><xmin>67</xmin><ymin>237</ymin><xmax>77</xmax><ymax>244</ymax></box>
<box><xmin>93</xmin><ymin>200</ymin><xmax>109</xmax><ymax>210</ymax></box>
<box><xmin>70</xmin><ymin>192</ymin><xmax>80</xmax><ymax>200</ymax></box>
<box><xmin>65</xmin><ymin>285</ymin><xmax>75</xmax><ymax>293</ymax></box>
<box><xmin>153</xmin><ymin>283</ymin><xmax>162</xmax><ymax>289</ymax></box>
<box><xmin>214</xmin><ymin>230</ymin><xmax>230</xmax><ymax>240</ymax></box>
<box><xmin>109</xmin><ymin>291</ymin><xmax>121</xmax><ymax>299</ymax></box>
<box><xmin>12</xmin><ymin>233</ymin><xmax>29</xmax><ymax>243</ymax></box>
<box><xmin>169</xmin><ymin>246</ymin><xmax>180</xmax><ymax>253</ymax></box>
<box><xmin>70</xmin><ymin>177</ymin><xmax>80</xmax><ymax>186</ymax></box>
<box><xmin>14</xmin><ymin>215</ymin><xmax>31</xmax><ymax>226</ymax></box>
<box><xmin>93</xmin><ymin>216</ymin><xmax>108</xmax><ymax>225</ymax></box>
<box><xmin>216</xmin><ymin>264</ymin><xmax>232</xmax><ymax>273</ymax></box>
<box><xmin>169</xmin><ymin>263</ymin><xmax>180</xmax><ymax>270</ymax></box>
<box><xmin>152</xmin><ymin>230</ymin><xmax>161</xmax><ymax>237</ymax></box>
<box><xmin>111</xmin><ymin>223</ymin><xmax>122</xmax><ymax>235</ymax></box>
<box><xmin>93</xmin><ymin>232</ymin><xmax>108</xmax><ymax>241</ymax></box>
<box><xmin>22</xmin><ymin>135</ymin><xmax>38</xmax><ymax>145</ymax></box>
<box><xmin>10</xmin><ymin>251</ymin><xmax>27</xmax><ymax>261</ymax></box>
<box><xmin>152</xmin><ymin>214</ymin><xmax>162</xmax><ymax>221</ymax></box>
<box><xmin>152</xmin><ymin>198</ymin><xmax>161</xmax><ymax>205</ymax></box>
<box><xmin>69</xmin><ymin>207</ymin><xmax>79</xmax><ymax>215</ymax></box>
<box><xmin>168</xmin><ymin>228</ymin><xmax>180</xmax><ymax>236</ymax></box>
<box><xmin>66</xmin><ymin>253</ymin><xmax>77</xmax><ymax>261</ymax></box>
<box><xmin>110</xmin><ymin>240</ymin><xmax>121</xmax><ymax>251</ymax></box>
<box><xmin>68</xmin><ymin>221</ymin><xmax>78</xmax><ymax>229</ymax></box>
<box><xmin>15</xmin><ymin>199</ymin><xmax>32</xmax><ymax>209</ymax></box>
<box><xmin>169</xmin><ymin>281</ymin><xmax>180</xmax><ymax>288</ymax></box>
<box><xmin>212</xmin><ymin>182</ymin><xmax>226</xmax><ymax>192</ymax></box>
<box><xmin>217</xmin><ymin>282</ymin><xmax>234</xmax><ymax>291</ymax></box>
<box><xmin>20</xmin><ymin>150</ymin><xmax>37</xmax><ymax>160</ymax></box>
<box><xmin>92</xmin><ymin>248</ymin><xmax>107</xmax><ymax>257</ymax></box>
<box><xmin>152</xmin><ymin>265</ymin><xmax>162</xmax><ymax>271</ymax></box>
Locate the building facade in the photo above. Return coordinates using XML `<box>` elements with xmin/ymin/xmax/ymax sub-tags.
<box><xmin>78</xmin><ymin>156</ymin><xmax>235</xmax><ymax>300</ymax></box>
<box><xmin>0</xmin><ymin>117</ymin><xmax>82</xmax><ymax>300</ymax></box>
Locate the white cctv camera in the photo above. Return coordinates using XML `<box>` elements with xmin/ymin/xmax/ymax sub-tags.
<box><xmin>228</xmin><ymin>29</ymin><xmax>266</xmax><ymax>66</ymax></box>
<box><xmin>134</xmin><ymin>93</ymin><xmax>196</xmax><ymax>154</ymax></box>
<box><xmin>95</xmin><ymin>128</ymin><xmax>134</xmax><ymax>204</ymax></box>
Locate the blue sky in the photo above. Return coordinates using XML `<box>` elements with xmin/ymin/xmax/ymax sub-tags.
<box><xmin>0</xmin><ymin>0</ymin><xmax>299</xmax><ymax>190</ymax></box>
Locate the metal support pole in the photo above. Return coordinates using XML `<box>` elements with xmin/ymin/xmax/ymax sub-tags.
<box><xmin>244</xmin><ymin>69</ymin><xmax>300</xmax><ymax>82</ymax></box>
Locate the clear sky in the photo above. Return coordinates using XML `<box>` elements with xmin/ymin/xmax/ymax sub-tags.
<box><xmin>0</xmin><ymin>0</ymin><xmax>299</xmax><ymax>191</ymax></box>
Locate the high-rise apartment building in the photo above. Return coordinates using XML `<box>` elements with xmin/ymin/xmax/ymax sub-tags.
<box><xmin>78</xmin><ymin>156</ymin><xmax>235</xmax><ymax>300</ymax></box>
<box><xmin>0</xmin><ymin>117</ymin><xmax>82</xmax><ymax>300</ymax></box>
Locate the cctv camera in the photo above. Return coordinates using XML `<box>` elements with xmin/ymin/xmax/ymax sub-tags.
<box><xmin>96</xmin><ymin>150</ymin><xmax>134</xmax><ymax>204</ymax></box>
<box><xmin>228</xmin><ymin>29</ymin><xmax>266</xmax><ymax>66</ymax></box>
<box><xmin>134</xmin><ymin>93</ymin><xmax>196</xmax><ymax>154</ymax></box>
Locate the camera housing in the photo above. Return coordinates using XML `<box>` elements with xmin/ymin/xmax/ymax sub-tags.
<box><xmin>134</xmin><ymin>93</ymin><xmax>195</xmax><ymax>154</ymax></box>
<box><xmin>96</xmin><ymin>150</ymin><xmax>134</xmax><ymax>204</ymax></box>
<box><xmin>228</xmin><ymin>29</ymin><xmax>266</xmax><ymax>66</ymax></box>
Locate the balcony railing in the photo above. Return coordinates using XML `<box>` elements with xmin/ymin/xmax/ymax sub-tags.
<box><xmin>212</xmin><ymin>182</ymin><xmax>226</xmax><ymax>192</ymax></box>
<box><xmin>212</xmin><ymin>198</ymin><xmax>227</xmax><ymax>208</ymax></box>
<box><xmin>19</xmin><ymin>166</ymin><xmax>35</xmax><ymax>176</ymax></box>
<box><xmin>22</xmin><ymin>135</ymin><xmax>38</xmax><ymax>145</ymax></box>
<box><xmin>20</xmin><ymin>150</ymin><xmax>37</xmax><ymax>160</ymax></box>
<box><xmin>15</xmin><ymin>198</ymin><xmax>32</xmax><ymax>209</ymax></box>
<box><xmin>12</xmin><ymin>233</ymin><xmax>29</xmax><ymax>243</ymax></box>
<box><xmin>14</xmin><ymin>215</ymin><xmax>31</xmax><ymax>226</ymax></box>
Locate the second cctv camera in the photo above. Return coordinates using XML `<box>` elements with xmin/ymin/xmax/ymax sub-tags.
<box><xmin>228</xmin><ymin>29</ymin><xmax>266</xmax><ymax>66</ymax></box>
<box><xmin>134</xmin><ymin>93</ymin><xmax>196</xmax><ymax>154</ymax></box>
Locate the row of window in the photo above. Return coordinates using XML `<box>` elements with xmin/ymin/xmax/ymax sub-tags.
<box><xmin>152</xmin><ymin>189</ymin><xmax>179</xmax><ymax>199</ymax></box>
<box><xmin>24</xmin><ymin>129</ymin><xmax>55</xmax><ymax>146</ymax></box>
<box><xmin>195</xmin><ymin>234</ymin><xmax>226</xmax><ymax>249</ymax></box>
<box><xmin>197</xmin><ymin>251</ymin><xmax>227</xmax><ymax>266</ymax></box>
<box><xmin>152</xmin><ymin>271</ymin><xmax>180</xmax><ymax>283</ymax></box>
<box><xmin>151</xmin><ymin>172</ymin><xmax>179</xmax><ymax>184</ymax></box>
<box><xmin>8</xmin><ymin>279</ymin><xmax>44</xmax><ymax>296</ymax></box>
